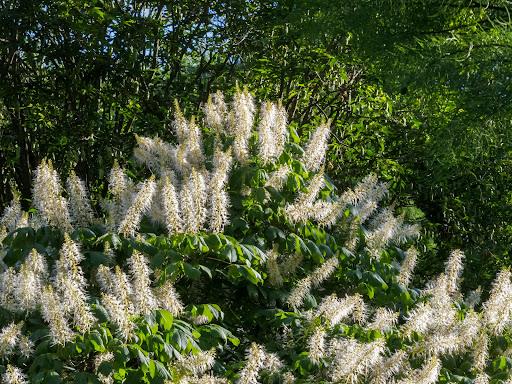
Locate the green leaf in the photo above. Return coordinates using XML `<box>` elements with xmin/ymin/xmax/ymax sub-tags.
<box><xmin>86</xmin><ymin>251</ymin><xmax>112</xmax><ymax>267</ymax></box>
<box><xmin>150</xmin><ymin>251</ymin><xmax>166</xmax><ymax>268</ymax></box>
<box><xmin>136</xmin><ymin>348</ymin><xmax>150</xmax><ymax>366</ymax></box>
<box><xmin>161</xmin><ymin>342</ymin><xmax>177</xmax><ymax>360</ymax></box>
<box><xmin>239</xmin><ymin>265</ymin><xmax>263</xmax><ymax>285</ymax></box>
<box><xmin>290</xmin><ymin>127</ymin><xmax>301</xmax><ymax>143</ymax></box>
<box><xmin>89</xmin><ymin>330</ymin><xmax>106</xmax><ymax>352</ymax></box>
<box><xmin>198</xmin><ymin>264</ymin><xmax>212</xmax><ymax>278</ymax></box>
<box><xmin>171</xmin><ymin>329</ymin><xmax>189</xmax><ymax>350</ymax></box>
<box><xmin>368</xmin><ymin>272</ymin><xmax>388</xmax><ymax>290</ymax></box>
<box><xmin>265</xmin><ymin>226</ymin><xmax>285</xmax><ymax>241</ymax></box>
<box><xmin>184</xmin><ymin>263</ymin><xmax>201</xmax><ymax>280</ymax></box>
<box><xmin>221</xmin><ymin>244</ymin><xmax>237</xmax><ymax>262</ymax></box>
<box><xmin>366</xmin><ymin>284</ymin><xmax>375</xmax><ymax>299</ymax></box>
<box><xmin>291</xmin><ymin>234</ymin><xmax>310</xmax><ymax>257</ymax></box>
<box><xmin>157</xmin><ymin>310</ymin><xmax>174</xmax><ymax>331</ymax></box>
<box><xmin>201</xmin><ymin>324</ymin><xmax>239</xmax><ymax>346</ymax></box>
<box><xmin>91</xmin><ymin>302</ymin><xmax>110</xmax><ymax>323</ymax></box>
<box><xmin>148</xmin><ymin>359</ymin><xmax>156</xmax><ymax>379</ymax></box>
<box><xmin>113</xmin><ymin>368</ymin><xmax>127</xmax><ymax>381</ymax></box>
<box><xmin>205</xmin><ymin>234</ymin><xmax>223</xmax><ymax>250</ymax></box>
<box><xmin>154</xmin><ymin>360</ymin><xmax>171</xmax><ymax>379</ymax></box>
<box><xmin>254</xmin><ymin>187</ymin><xmax>267</xmax><ymax>202</ymax></box>
<box><xmin>306</xmin><ymin>239</ymin><xmax>324</xmax><ymax>263</ymax></box>
<box><xmin>239</xmin><ymin>244</ymin><xmax>254</xmax><ymax>261</ymax></box>
<box><xmin>79</xmin><ymin>228</ymin><xmax>97</xmax><ymax>241</ymax></box>
<box><xmin>198</xmin><ymin>237</ymin><xmax>210</xmax><ymax>253</ymax></box>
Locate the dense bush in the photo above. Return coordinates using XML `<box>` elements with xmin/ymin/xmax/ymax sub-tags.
<box><xmin>3</xmin><ymin>0</ymin><xmax>512</xmax><ymax>293</ymax></box>
<box><xmin>0</xmin><ymin>90</ymin><xmax>511</xmax><ymax>383</ymax></box>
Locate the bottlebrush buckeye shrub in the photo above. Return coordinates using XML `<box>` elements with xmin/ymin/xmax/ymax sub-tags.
<box><xmin>0</xmin><ymin>88</ymin><xmax>512</xmax><ymax>383</ymax></box>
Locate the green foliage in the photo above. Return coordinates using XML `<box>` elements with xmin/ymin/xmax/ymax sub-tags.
<box><xmin>302</xmin><ymin>0</ymin><xmax>512</xmax><ymax>287</ymax></box>
<box><xmin>2</xmin><ymin>0</ymin><xmax>511</xmax><ymax>289</ymax></box>
<box><xmin>0</xmin><ymin>226</ymin><xmax>240</xmax><ymax>383</ymax></box>
<box><xmin>0</xmin><ymin>93</ymin><xmax>511</xmax><ymax>382</ymax></box>
<box><xmin>1</xmin><ymin>0</ymin><xmax>512</xmax><ymax>381</ymax></box>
